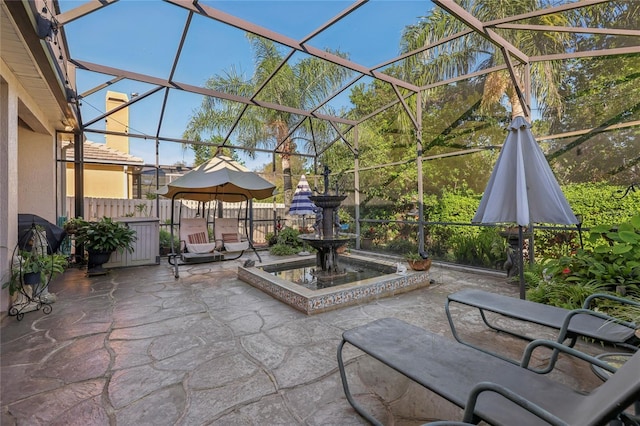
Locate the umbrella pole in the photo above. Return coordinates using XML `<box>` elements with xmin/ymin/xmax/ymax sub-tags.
<box><xmin>518</xmin><ymin>225</ymin><xmax>525</xmax><ymax>299</ymax></box>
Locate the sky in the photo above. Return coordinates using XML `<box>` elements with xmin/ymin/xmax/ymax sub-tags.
<box><xmin>58</xmin><ymin>0</ymin><xmax>431</xmax><ymax>170</ymax></box>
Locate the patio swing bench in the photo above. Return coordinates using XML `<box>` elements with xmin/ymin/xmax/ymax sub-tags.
<box><xmin>337</xmin><ymin>317</ymin><xmax>640</xmax><ymax>426</ymax></box>
<box><xmin>169</xmin><ymin>217</ymin><xmax>260</xmax><ymax>277</ymax></box>
<box><xmin>445</xmin><ymin>289</ymin><xmax>639</xmax><ymax>371</ymax></box>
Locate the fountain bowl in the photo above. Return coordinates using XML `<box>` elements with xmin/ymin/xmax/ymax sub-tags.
<box><xmin>238</xmin><ymin>253</ymin><xmax>431</xmax><ymax>314</ymax></box>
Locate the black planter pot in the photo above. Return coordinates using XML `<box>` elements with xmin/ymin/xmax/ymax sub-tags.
<box><xmin>23</xmin><ymin>272</ymin><xmax>41</xmax><ymax>285</ymax></box>
<box><xmin>87</xmin><ymin>250</ymin><xmax>113</xmax><ymax>276</ymax></box>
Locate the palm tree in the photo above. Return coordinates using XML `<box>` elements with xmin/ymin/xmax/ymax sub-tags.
<box><xmin>184</xmin><ymin>34</ymin><xmax>352</xmax><ymax>205</ymax></box>
<box><xmin>400</xmin><ymin>0</ymin><xmax>571</xmax><ymax>120</ymax></box>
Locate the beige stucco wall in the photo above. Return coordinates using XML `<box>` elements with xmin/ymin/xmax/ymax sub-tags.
<box><xmin>66</xmin><ymin>164</ymin><xmax>130</xmax><ymax>199</ymax></box>
<box><xmin>1</xmin><ymin>77</ymin><xmax>19</xmax><ymax>314</ymax></box>
<box><xmin>105</xmin><ymin>91</ymin><xmax>129</xmax><ymax>154</ymax></box>
<box><xmin>18</xmin><ymin>127</ymin><xmax>57</xmax><ymax>222</ymax></box>
<box><xmin>1</xmin><ymin>62</ymin><xmax>59</xmax><ymax>313</ymax></box>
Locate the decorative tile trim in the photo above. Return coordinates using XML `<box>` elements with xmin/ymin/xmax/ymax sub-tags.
<box><xmin>238</xmin><ymin>255</ymin><xmax>430</xmax><ymax>314</ymax></box>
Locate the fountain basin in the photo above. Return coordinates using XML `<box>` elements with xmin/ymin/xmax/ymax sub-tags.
<box><xmin>238</xmin><ymin>253</ymin><xmax>431</xmax><ymax>314</ymax></box>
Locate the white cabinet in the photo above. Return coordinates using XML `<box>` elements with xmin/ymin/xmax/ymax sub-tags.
<box><xmin>104</xmin><ymin>218</ymin><xmax>160</xmax><ymax>268</ymax></box>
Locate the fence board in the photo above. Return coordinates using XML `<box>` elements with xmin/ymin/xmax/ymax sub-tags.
<box><xmin>64</xmin><ymin>198</ymin><xmax>287</xmax><ymax>244</ymax></box>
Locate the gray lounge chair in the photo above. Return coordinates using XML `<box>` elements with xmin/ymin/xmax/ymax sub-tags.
<box><xmin>337</xmin><ymin>317</ymin><xmax>640</xmax><ymax>426</ymax></box>
<box><xmin>445</xmin><ymin>289</ymin><xmax>639</xmax><ymax>372</ymax></box>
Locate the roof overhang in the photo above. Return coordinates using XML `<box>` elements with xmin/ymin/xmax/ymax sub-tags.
<box><xmin>1</xmin><ymin>0</ymin><xmax>78</xmax><ymax>134</ymax></box>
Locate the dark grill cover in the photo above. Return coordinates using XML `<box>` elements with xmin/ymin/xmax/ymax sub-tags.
<box><xmin>18</xmin><ymin>214</ymin><xmax>67</xmax><ymax>253</ymax></box>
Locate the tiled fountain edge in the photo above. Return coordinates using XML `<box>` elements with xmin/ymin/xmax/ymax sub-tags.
<box><xmin>238</xmin><ymin>254</ymin><xmax>431</xmax><ymax>314</ymax></box>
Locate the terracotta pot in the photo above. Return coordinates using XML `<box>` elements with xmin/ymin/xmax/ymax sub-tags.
<box><xmin>361</xmin><ymin>238</ymin><xmax>373</xmax><ymax>250</ymax></box>
<box><xmin>407</xmin><ymin>258</ymin><xmax>432</xmax><ymax>271</ymax></box>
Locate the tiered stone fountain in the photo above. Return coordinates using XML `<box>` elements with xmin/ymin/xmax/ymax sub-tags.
<box><xmin>299</xmin><ymin>166</ymin><xmax>353</xmax><ymax>282</ymax></box>
<box><xmin>238</xmin><ymin>166</ymin><xmax>432</xmax><ymax>315</ymax></box>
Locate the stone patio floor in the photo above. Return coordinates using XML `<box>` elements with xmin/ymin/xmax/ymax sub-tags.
<box><xmin>1</xmin><ymin>251</ymin><xmax>618</xmax><ymax>425</ymax></box>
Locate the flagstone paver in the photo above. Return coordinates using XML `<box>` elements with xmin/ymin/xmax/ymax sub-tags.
<box><xmin>1</xmin><ymin>252</ymin><xmax>609</xmax><ymax>425</ymax></box>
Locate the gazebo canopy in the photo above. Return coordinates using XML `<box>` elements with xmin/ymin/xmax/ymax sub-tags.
<box><xmin>157</xmin><ymin>155</ymin><xmax>276</xmax><ymax>203</ymax></box>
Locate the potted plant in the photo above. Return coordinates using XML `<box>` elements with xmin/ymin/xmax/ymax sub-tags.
<box><xmin>3</xmin><ymin>250</ymin><xmax>67</xmax><ymax>295</ymax></box>
<box><xmin>159</xmin><ymin>228</ymin><xmax>179</xmax><ymax>256</ymax></box>
<box><xmin>405</xmin><ymin>252</ymin><xmax>432</xmax><ymax>271</ymax></box>
<box><xmin>361</xmin><ymin>226</ymin><xmax>378</xmax><ymax>250</ymax></box>
<box><xmin>62</xmin><ymin>217</ymin><xmax>85</xmax><ymax>235</ymax></box>
<box><xmin>75</xmin><ymin>217</ymin><xmax>136</xmax><ymax>275</ymax></box>
<box><xmin>3</xmin><ymin>249</ymin><xmax>67</xmax><ymax>316</ymax></box>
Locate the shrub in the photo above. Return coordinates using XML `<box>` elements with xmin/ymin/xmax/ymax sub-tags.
<box><xmin>159</xmin><ymin>229</ymin><xmax>179</xmax><ymax>253</ymax></box>
<box><xmin>265</xmin><ymin>232</ymin><xmax>278</xmax><ymax>246</ymax></box>
<box><xmin>269</xmin><ymin>227</ymin><xmax>304</xmax><ymax>256</ymax></box>
<box><xmin>543</xmin><ymin>215</ymin><xmax>640</xmax><ymax>292</ymax></box>
<box><xmin>527</xmin><ymin>215</ymin><xmax>640</xmax><ymax>318</ymax></box>
<box><xmin>449</xmin><ymin>227</ymin><xmax>506</xmax><ymax>268</ymax></box>
<box><xmin>269</xmin><ymin>243</ymin><xmax>299</xmax><ymax>256</ymax></box>
<box><xmin>386</xmin><ymin>238</ymin><xmax>417</xmax><ymax>255</ymax></box>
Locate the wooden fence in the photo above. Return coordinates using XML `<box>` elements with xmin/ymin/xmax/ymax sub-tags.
<box><xmin>64</xmin><ymin>197</ymin><xmax>288</xmax><ymax>244</ymax></box>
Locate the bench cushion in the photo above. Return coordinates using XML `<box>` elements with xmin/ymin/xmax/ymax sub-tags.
<box><xmin>222</xmin><ymin>232</ymin><xmax>240</xmax><ymax>243</ymax></box>
<box><xmin>187</xmin><ymin>231</ymin><xmax>208</xmax><ymax>244</ymax></box>
<box><xmin>185</xmin><ymin>242</ymin><xmax>217</xmax><ymax>254</ymax></box>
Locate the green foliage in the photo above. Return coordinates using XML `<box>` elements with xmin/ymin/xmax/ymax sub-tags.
<box><xmin>549</xmin><ymin>52</ymin><xmax>640</xmax><ymax>185</ymax></box>
<box><xmin>562</xmin><ymin>182</ymin><xmax>640</xmax><ymax>233</ymax></box>
<box><xmin>405</xmin><ymin>251</ymin><xmax>425</xmax><ymax>261</ymax></box>
<box><xmin>534</xmin><ymin>229</ymin><xmax>580</xmax><ymax>259</ymax></box>
<box><xmin>448</xmin><ymin>227</ymin><xmax>506</xmax><ymax>268</ymax></box>
<box><xmin>3</xmin><ymin>225</ymin><xmax>68</xmax><ymax>295</ymax></box>
<box><xmin>265</xmin><ymin>232</ymin><xmax>278</xmax><ymax>246</ymax></box>
<box><xmin>75</xmin><ymin>217</ymin><xmax>137</xmax><ymax>254</ymax></box>
<box><xmin>159</xmin><ymin>229</ymin><xmax>179</xmax><ymax>250</ymax></box>
<box><xmin>527</xmin><ymin>276</ymin><xmax>610</xmax><ymax>310</ymax></box>
<box><xmin>269</xmin><ymin>227</ymin><xmax>304</xmax><ymax>256</ymax></box>
<box><xmin>362</xmin><ymin>225</ymin><xmax>383</xmax><ymax>240</ymax></box>
<box><xmin>387</xmin><ymin>238</ymin><xmax>417</xmax><ymax>256</ymax></box>
<box><xmin>276</xmin><ymin>227</ymin><xmax>302</xmax><ymax>246</ymax></box>
<box><xmin>337</xmin><ymin>209</ymin><xmax>353</xmax><ymax>225</ymax></box>
<box><xmin>63</xmin><ymin>217</ymin><xmax>85</xmax><ymax>234</ymax></box>
<box><xmin>528</xmin><ymin>215</ymin><xmax>640</xmax><ymax>317</ymax></box>
<box><xmin>269</xmin><ymin>243</ymin><xmax>299</xmax><ymax>256</ymax></box>
<box><xmin>3</xmin><ymin>251</ymin><xmax>67</xmax><ymax>295</ymax></box>
<box><xmin>135</xmin><ymin>203</ymin><xmax>149</xmax><ymax>217</ymax></box>
<box><xmin>185</xmin><ymin>35</ymin><xmax>352</xmax><ymax>201</ymax></box>
<box><xmin>349</xmin><ymin>182</ymin><xmax>637</xmax><ymax>270</ymax></box>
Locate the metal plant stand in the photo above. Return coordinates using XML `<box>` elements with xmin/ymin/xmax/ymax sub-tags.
<box><xmin>8</xmin><ymin>224</ymin><xmax>55</xmax><ymax>321</ymax></box>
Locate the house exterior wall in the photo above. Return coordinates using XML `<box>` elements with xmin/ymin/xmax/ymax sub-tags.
<box><xmin>105</xmin><ymin>91</ymin><xmax>129</xmax><ymax>153</ymax></box>
<box><xmin>66</xmin><ymin>164</ymin><xmax>130</xmax><ymax>199</ymax></box>
<box><xmin>18</xmin><ymin>127</ymin><xmax>56</xmax><ymax>221</ymax></box>
<box><xmin>0</xmin><ymin>77</ymin><xmax>19</xmax><ymax>314</ymax></box>
<box><xmin>0</xmin><ymin>62</ymin><xmax>58</xmax><ymax>313</ymax></box>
